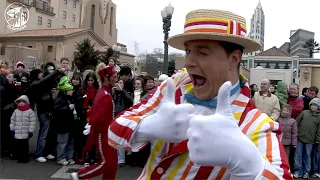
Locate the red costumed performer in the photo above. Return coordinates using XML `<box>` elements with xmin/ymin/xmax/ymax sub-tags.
<box><xmin>71</xmin><ymin>63</ymin><xmax>118</xmax><ymax>180</ymax></box>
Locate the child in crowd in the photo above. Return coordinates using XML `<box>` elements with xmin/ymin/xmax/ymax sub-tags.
<box><xmin>293</xmin><ymin>98</ymin><xmax>320</xmax><ymax>179</ymax></box>
<box><xmin>10</xmin><ymin>95</ymin><xmax>36</xmax><ymax>163</ymax></box>
<box><xmin>53</xmin><ymin>76</ymin><xmax>75</xmax><ymax>166</ymax></box>
<box><xmin>274</xmin><ymin>81</ymin><xmax>288</xmax><ymax>107</ymax></box>
<box><xmin>278</xmin><ymin>104</ymin><xmax>298</xmax><ymax>159</ymax></box>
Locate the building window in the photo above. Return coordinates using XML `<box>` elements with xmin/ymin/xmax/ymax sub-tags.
<box><xmin>63</xmin><ymin>11</ymin><xmax>67</xmax><ymax>19</ymax></box>
<box><xmin>62</xmin><ymin>25</ymin><xmax>66</xmax><ymax>28</ymax></box>
<box><xmin>64</xmin><ymin>0</ymin><xmax>67</xmax><ymax>4</ymax></box>
<box><xmin>90</xmin><ymin>5</ymin><xmax>95</xmax><ymax>30</ymax></box>
<box><xmin>38</xmin><ymin>16</ymin><xmax>42</xmax><ymax>25</ymax></box>
<box><xmin>27</xmin><ymin>46</ymin><xmax>32</xmax><ymax>48</ymax></box>
<box><xmin>73</xmin><ymin>0</ymin><xmax>76</xmax><ymax>8</ymax></box>
<box><xmin>48</xmin><ymin>46</ymin><xmax>53</xmax><ymax>52</ymax></box>
<box><xmin>47</xmin><ymin>19</ymin><xmax>52</xmax><ymax>27</ymax></box>
<box><xmin>110</xmin><ymin>7</ymin><xmax>113</xmax><ymax>36</ymax></box>
<box><xmin>0</xmin><ymin>46</ymin><xmax>5</xmax><ymax>55</ymax></box>
<box><xmin>72</xmin><ymin>14</ymin><xmax>76</xmax><ymax>22</ymax></box>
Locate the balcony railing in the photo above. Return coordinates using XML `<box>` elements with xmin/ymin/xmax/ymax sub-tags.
<box><xmin>7</xmin><ymin>0</ymin><xmax>55</xmax><ymax>16</ymax></box>
<box><xmin>33</xmin><ymin>1</ymin><xmax>55</xmax><ymax>15</ymax></box>
<box><xmin>7</xmin><ymin>0</ymin><xmax>33</xmax><ymax>6</ymax></box>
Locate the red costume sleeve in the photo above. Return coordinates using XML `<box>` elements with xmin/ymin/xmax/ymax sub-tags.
<box><xmin>90</xmin><ymin>93</ymin><xmax>113</xmax><ymax>133</ymax></box>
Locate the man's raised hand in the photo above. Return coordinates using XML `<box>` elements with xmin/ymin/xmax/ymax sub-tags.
<box><xmin>138</xmin><ymin>78</ymin><xmax>195</xmax><ymax>143</ymax></box>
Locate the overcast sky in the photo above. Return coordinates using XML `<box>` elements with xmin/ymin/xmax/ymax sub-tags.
<box><xmin>113</xmin><ymin>0</ymin><xmax>320</xmax><ymax>58</ymax></box>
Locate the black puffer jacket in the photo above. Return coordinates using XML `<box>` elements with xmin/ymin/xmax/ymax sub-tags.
<box><xmin>53</xmin><ymin>92</ymin><xmax>74</xmax><ymax>134</ymax></box>
<box><xmin>113</xmin><ymin>89</ymin><xmax>133</xmax><ymax>116</ymax></box>
<box><xmin>29</xmin><ymin>69</ymin><xmax>64</xmax><ymax>113</ymax></box>
<box><xmin>43</xmin><ymin>62</ymin><xmax>64</xmax><ymax>85</ymax></box>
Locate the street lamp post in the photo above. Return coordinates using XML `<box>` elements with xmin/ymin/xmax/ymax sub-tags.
<box><xmin>161</xmin><ymin>3</ymin><xmax>174</xmax><ymax>75</ymax></box>
<box><xmin>112</xmin><ymin>45</ymin><xmax>122</xmax><ymax>63</ymax></box>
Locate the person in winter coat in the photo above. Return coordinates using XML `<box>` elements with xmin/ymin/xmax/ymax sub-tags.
<box><xmin>274</xmin><ymin>81</ymin><xmax>288</xmax><ymax>108</ymax></box>
<box><xmin>15</xmin><ymin>61</ymin><xmax>25</xmax><ymax>71</ymax></box>
<box><xmin>54</xmin><ymin>76</ymin><xmax>76</xmax><ymax>166</ymax></box>
<box><xmin>71</xmin><ymin>63</ymin><xmax>118</xmax><ymax>180</ymax></box>
<box><xmin>293</xmin><ymin>98</ymin><xmax>320</xmax><ymax>179</ymax></box>
<box><xmin>112</xmin><ymin>79</ymin><xmax>133</xmax><ymax>167</ymax></box>
<box><xmin>29</xmin><ymin>67</ymin><xmax>66</xmax><ymax>163</ymax></box>
<box><xmin>82</xmin><ymin>72</ymin><xmax>98</xmax><ymax>110</ymax></box>
<box><xmin>15</xmin><ymin>72</ymin><xmax>30</xmax><ymax>97</ymax></box>
<box><xmin>287</xmin><ymin>83</ymin><xmax>304</xmax><ymax>119</ymax></box>
<box><xmin>70</xmin><ymin>73</ymin><xmax>87</xmax><ymax>164</ymax></box>
<box><xmin>133</xmin><ymin>77</ymin><xmax>146</xmax><ymax>105</ymax></box>
<box><xmin>278</xmin><ymin>104</ymin><xmax>298</xmax><ymax>161</ymax></box>
<box><xmin>10</xmin><ymin>95</ymin><xmax>36</xmax><ymax>163</ymax></box>
<box><xmin>119</xmin><ymin>65</ymin><xmax>134</xmax><ymax>97</ymax></box>
<box><xmin>113</xmin><ymin>79</ymin><xmax>133</xmax><ymax>116</ymax></box>
<box><xmin>2</xmin><ymin>73</ymin><xmax>19</xmax><ymax>159</ymax></box>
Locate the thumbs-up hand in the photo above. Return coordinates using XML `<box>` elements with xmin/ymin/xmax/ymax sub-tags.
<box><xmin>137</xmin><ymin>78</ymin><xmax>195</xmax><ymax>143</ymax></box>
<box><xmin>187</xmin><ymin>81</ymin><xmax>265</xmax><ymax>178</ymax></box>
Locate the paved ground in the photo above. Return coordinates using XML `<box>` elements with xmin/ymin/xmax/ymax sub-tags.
<box><xmin>0</xmin><ymin>121</ymin><xmax>315</xmax><ymax>180</ymax></box>
<box><xmin>0</xmin><ymin>121</ymin><xmax>141</xmax><ymax>180</ymax></box>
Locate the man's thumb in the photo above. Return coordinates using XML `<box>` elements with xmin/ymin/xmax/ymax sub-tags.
<box><xmin>216</xmin><ymin>81</ymin><xmax>232</xmax><ymax>114</ymax></box>
<box><xmin>163</xmin><ymin>78</ymin><xmax>175</xmax><ymax>102</ymax></box>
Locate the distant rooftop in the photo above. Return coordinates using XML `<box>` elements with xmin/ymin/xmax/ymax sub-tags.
<box><xmin>0</xmin><ymin>28</ymin><xmax>90</xmax><ymax>38</ymax></box>
<box><xmin>258</xmin><ymin>46</ymin><xmax>291</xmax><ymax>57</ymax></box>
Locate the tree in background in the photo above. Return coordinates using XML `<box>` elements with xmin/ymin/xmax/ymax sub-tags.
<box><xmin>101</xmin><ymin>47</ymin><xmax>114</xmax><ymax>65</ymax></box>
<box><xmin>303</xmin><ymin>39</ymin><xmax>320</xmax><ymax>58</ymax></box>
<box><xmin>73</xmin><ymin>38</ymin><xmax>101</xmax><ymax>72</ymax></box>
<box><xmin>168</xmin><ymin>59</ymin><xmax>176</xmax><ymax>76</ymax></box>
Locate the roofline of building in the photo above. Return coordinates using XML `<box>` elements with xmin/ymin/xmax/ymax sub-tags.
<box><xmin>117</xmin><ymin>42</ymin><xmax>126</xmax><ymax>47</ymax></box>
<box><xmin>64</xmin><ymin>29</ymin><xmax>108</xmax><ymax>46</ymax></box>
<box><xmin>0</xmin><ymin>28</ymin><xmax>108</xmax><ymax>46</ymax></box>
<box><xmin>290</xmin><ymin>29</ymin><xmax>315</xmax><ymax>39</ymax></box>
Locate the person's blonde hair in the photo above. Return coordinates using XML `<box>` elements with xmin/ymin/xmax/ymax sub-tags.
<box><xmin>0</xmin><ymin>60</ymin><xmax>9</xmax><ymax>66</ymax></box>
<box><xmin>95</xmin><ymin>63</ymin><xmax>107</xmax><ymax>84</ymax></box>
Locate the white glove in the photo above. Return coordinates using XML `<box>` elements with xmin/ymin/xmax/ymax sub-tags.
<box><xmin>137</xmin><ymin>78</ymin><xmax>195</xmax><ymax>143</ymax></box>
<box><xmin>83</xmin><ymin>125</ymin><xmax>91</xmax><ymax>135</ymax></box>
<box><xmin>84</xmin><ymin>123</ymin><xmax>90</xmax><ymax>129</ymax></box>
<box><xmin>187</xmin><ymin>81</ymin><xmax>265</xmax><ymax>179</ymax></box>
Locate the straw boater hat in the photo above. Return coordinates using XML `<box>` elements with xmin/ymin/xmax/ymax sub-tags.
<box><xmin>168</xmin><ymin>9</ymin><xmax>261</xmax><ymax>53</ymax></box>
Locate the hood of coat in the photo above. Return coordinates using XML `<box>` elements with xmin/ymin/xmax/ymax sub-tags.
<box><xmin>43</xmin><ymin>62</ymin><xmax>56</xmax><ymax>76</ymax></box>
<box><xmin>29</xmin><ymin>68</ymin><xmax>42</xmax><ymax>82</ymax></box>
<box><xmin>15</xmin><ymin>61</ymin><xmax>25</xmax><ymax>70</ymax></box>
<box><xmin>276</xmin><ymin>81</ymin><xmax>287</xmax><ymax>94</ymax></box>
<box><xmin>15</xmin><ymin>95</ymin><xmax>30</xmax><ymax>104</ymax></box>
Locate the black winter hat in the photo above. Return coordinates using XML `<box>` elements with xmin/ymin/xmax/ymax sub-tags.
<box><xmin>30</xmin><ymin>69</ymin><xmax>42</xmax><ymax>82</ymax></box>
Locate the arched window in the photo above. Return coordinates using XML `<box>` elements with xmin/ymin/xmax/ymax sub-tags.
<box><xmin>90</xmin><ymin>4</ymin><xmax>95</xmax><ymax>30</ymax></box>
<box><xmin>109</xmin><ymin>7</ymin><xmax>113</xmax><ymax>36</ymax></box>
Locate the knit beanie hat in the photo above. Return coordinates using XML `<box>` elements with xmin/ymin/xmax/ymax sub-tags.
<box><xmin>310</xmin><ymin>98</ymin><xmax>320</xmax><ymax>107</ymax></box>
<box><xmin>58</xmin><ymin>76</ymin><xmax>73</xmax><ymax>92</ymax></box>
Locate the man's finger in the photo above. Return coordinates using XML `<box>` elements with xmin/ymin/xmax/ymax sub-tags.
<box><xmin>216</xmin><ymin>81</ymin><xmax>233</xmax><ymax>115</ymax></box>
<box><xmin>162</xmin><ymin>78</ymin><xmax>175</xmax><ymax>103</ymax></box>
<box><xmin>175</xmin><ymin>103</ymin><xmax>195</xmax><ymax>114</ymax></box>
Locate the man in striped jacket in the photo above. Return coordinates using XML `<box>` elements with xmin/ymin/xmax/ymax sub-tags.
<box><xmin>108</xmin><ymin>9</ymin><xmax>292</xmax><ymax>179</ymax></box>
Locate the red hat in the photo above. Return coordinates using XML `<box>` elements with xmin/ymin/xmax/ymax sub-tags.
<box><xmin>98</xmin><ymin>65</ymin><xmax>116</xmax><ymax>78</ymax></box>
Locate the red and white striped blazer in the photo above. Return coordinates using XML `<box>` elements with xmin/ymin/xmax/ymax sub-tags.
<box><xmin>108</xmin><ymin>69</ymin><xmax>292</xmax><ymax>180</ymax></box>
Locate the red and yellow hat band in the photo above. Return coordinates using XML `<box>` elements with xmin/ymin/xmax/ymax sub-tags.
<box><xmin>184</xmin><ymin>18</ymin><xmax>247</xmax><ymax>36</ymax></box>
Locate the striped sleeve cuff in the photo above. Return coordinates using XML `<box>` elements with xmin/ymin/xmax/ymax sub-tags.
<box><xmin>254</xmin><ymin>158</ymin><xmax>283</xmax><ymax>180</ymax></box>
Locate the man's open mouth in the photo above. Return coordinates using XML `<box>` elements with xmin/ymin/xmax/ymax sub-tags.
<box><xmin>191</xmin><ymin>74</ymin><xmax>206</xmax><ymax>88</ymax></box>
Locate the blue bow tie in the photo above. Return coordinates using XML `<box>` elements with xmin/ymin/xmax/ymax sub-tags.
<box><xmin>185</xmin><ymin>82</ymin><xmax>240</xmax><ymax>108</ymax></box>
